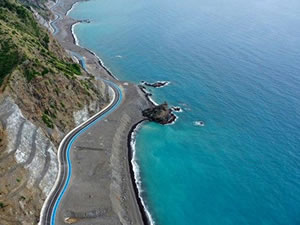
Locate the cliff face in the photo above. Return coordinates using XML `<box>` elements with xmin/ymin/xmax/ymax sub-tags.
<box><xmin>0</xmin><ymin>97</ymin><xmax>58</xmax><ymax>225</ymax></box>
<box><xmin>0</xmin><ymin>0</ymin><xmax>110</xmax><ymax>224</ymax></box>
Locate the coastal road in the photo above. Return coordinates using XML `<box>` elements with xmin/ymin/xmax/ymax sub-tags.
<box><xmin>49</xmin><ymin>0</ymin><xmax>61</xmax><ymax>35</ymax></box>
<box><xmin>40</xmin><ymin>1</ymin><xmax>124</xmax><ymax>224</ymax></box>
<box><xmin>39</xmin><ymin>81</ymin><xmax>122</xmax><ymax>225</ymax></box>
<box><xmin>40</xmin><ymin>4</ymin><xmax>124</xmax><ymax>224</ymax></box>
<box><xmin>40</xmin><ymin>1</ymin><xmax>148</xmax><ymax>224</ymax></box>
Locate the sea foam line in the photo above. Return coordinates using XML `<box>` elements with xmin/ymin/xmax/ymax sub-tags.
<box><xmin>71</xmin><ymin>22</ymin><xmax>80</xmax><ymax>46</ymax></box>
<box><xmin>66</xmin><ymin>2</ymin><xmax>78</xmax><ymax>16</ymax></box>
<box><xmin>130</xmin><ymin>122</ymin><xmax>155</xmax><ymax>225</ymax></box>
<box><xmin>139</xmin><ymin>86</ymin><xmax>159</xmax><ymax>106</ymax></box>
<box><xmin>166</xmin><ymin>114</ymin><xmax>178</xmax><ymax>126</ymax></box>
<box><xmin>85</xmin><ymin>48</ymin><xmax>119</xmax><ymax>81</ymax></box>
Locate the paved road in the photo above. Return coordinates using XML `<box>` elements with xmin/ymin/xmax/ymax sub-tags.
<box><xmin>39</xmin><ymin>2</ymin><xmax>128</xmax><ymax>224</ymax></box>
<box><xmin>40</xmin><ymin>81</ymin><xmax>122</xmax><ymax>225</ymax></box>
<box><xmin>49</xmin><ymin>0</ymin><xmax>61</xmax><ymax>35</ymax></box>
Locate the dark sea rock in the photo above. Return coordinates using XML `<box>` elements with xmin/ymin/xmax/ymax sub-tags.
<box><xmin>141</xmin><ymin>81</ymin><xmax>170</xmax><ymax>88</ymax></box>
<box><xmin>138</xmin><ymin>85</ymin><xmax>153</xmax><ymax>99</ymax></box>
<box><xmin>81</xmin><ymin>19</ymin><xmax>91</xmax><ymax>23</ymax></box>
<box><xmin>142</xmin><ymin>102</ymin><xmax>176</xmax><ymax>124</ymax></box>
<box><xmin>171</xmin><ymin>106</ymin><xmax>182</xmax><ymax>112</ymax></box>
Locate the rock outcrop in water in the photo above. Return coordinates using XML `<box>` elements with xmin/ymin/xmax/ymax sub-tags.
<box><xmin>142</xmin><ymin>102</ymin><xmax>176</xmax><ymax>124</ymax></box>
<box><xmin>141</xmin><ymin>81</ymin><xmax>170</xmax><ymax>88</ymax></box>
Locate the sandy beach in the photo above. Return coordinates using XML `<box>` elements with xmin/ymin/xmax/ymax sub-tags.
<box><xmin>46</xmin><ymin>0</ymin><xmax>153</xmax><ymax>224</ymax></box>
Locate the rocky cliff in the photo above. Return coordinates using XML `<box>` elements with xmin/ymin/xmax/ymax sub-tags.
<box><xmin>0</xmin><ymin>0</ymin><xmax>110</xmax><ymax>224</ymax></box>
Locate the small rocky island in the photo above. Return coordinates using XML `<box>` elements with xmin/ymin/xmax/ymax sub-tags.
<box><xmin>141</xmin><ymin>81</ymin><xmax>170</xmax><ymax>88</ymax></box>
<box><xmin>142</xmin><ymin>102</ymin><xmax>176</xmax><ymax>124</ymax></box>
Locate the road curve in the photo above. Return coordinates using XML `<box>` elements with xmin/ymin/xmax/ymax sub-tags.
<box><xmin>49</xmin><ymin>0</ymin><xmax>61</xmax><ymax>35</ymax></box>
<box><xmin>39</xmin><ymin>1</ymin><xmax>125</xmax><ymax>224</ymax></box>
<box><xmin>39</xmin><ymin>81</ymin><xmax>122</xmax><ymax>225</ymax></box>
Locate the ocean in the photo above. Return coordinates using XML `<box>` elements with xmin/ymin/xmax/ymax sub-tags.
<box><xmin>69</xmin><ymin>0</ymin><xmax>300</xmax><ymax>224</ymax></box>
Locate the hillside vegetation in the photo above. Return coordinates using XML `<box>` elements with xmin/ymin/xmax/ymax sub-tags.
<box><xmin>0</xmin><ymin>0</ymin><xmax>80</xmax><ymax>85</ymax></box>
<box><xmin>0</xmin><ymin>0</ymin><xmax>108</xmax><ymax>141</ymax></box>
<box><xmin>0</xmin><ymin>1</ymin><xmax>109</xmax><ymax>224</ymax></box>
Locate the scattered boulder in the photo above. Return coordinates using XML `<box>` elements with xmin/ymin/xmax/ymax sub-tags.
<box><xmin>142</xmin><ymin>102</ymin><xmax>176</xmax><ymax>124</ymax></box>
<box><xmin>64</xmin><ymin>217</ymin><xmax>79</xmax><ymax>224</ymax></box>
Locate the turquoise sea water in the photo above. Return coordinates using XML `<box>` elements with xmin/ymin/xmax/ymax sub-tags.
<box><xmin>70</xmin><ymin>0</ymin><xmax>300</xmax><ymax>224</ymax></box>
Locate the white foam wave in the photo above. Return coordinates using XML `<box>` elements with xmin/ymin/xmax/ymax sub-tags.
<box><xmin>130</xmin><ymin>123</ymin><xmax>155</xmax><ymax>225</ymax></box>
<box><xmin>139</xmin><ymin>86</ymin><xmax>158</xmax><ymax>106</ymax></box>
<box><xmin>148</xmin><ymin>96</ymin><xmax>158</xmax><ymax>106</ymax></box>
<box><xmin>166</xmin><ymin>114</ymin><xmax>178</xmax><ymax>126</ymax></box>
<box><xmin>66</xmin><ymin>2</ymin><xmax>78</xmax><ymax>16</ymax></box>
<box><xmin>71</xmin><ymin>22</ymin><xmax>80</xmax><ymax>46</ymax></box>
<box><xmin>171</xmin><ymin>106</ymin><xmax>183</xmax><ymax>113</ymax></box>
<box><xmin>156</xmin><ymin>80</ymin><xmax>170</xmax><ymax>88</ymax></box>
<box><xmin>194</xmin><ymin>121</ymin><xmax>205</xmax><ymax>126</ymax></box>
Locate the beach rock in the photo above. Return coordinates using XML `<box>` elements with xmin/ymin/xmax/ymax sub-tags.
<box><xmin>142</xmin><ymin>102</ymin><xmax>176</xmax><ymax>124</ymax></box>
<box><xmin>64</xmin><ymin>217</ymin><xmax>79</xmax><ymax>224</ymax></box>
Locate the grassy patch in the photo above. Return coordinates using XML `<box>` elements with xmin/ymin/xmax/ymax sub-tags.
<box><xmin>24</xmin><ymin>68</ymin><xmax>39</xmax><ymax>82</ymax></box>
<box><xmin>0</xmin><ymin>202</ymin><xmax>5</xmax><ymax>208</ymax></box>
<box><xmin>42</xmin><ymin>113</ymin><xmax>54</xmax><ymax>128</ymax></box>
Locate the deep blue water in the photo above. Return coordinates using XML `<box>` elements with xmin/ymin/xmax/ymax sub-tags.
<box><xmin>70</xmin><ymin>0</ymin><xmax>300</xmax><ymax>224</ymax></box>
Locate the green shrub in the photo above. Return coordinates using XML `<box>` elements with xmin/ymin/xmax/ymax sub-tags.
<box><xmin>69</xmin><ymin>63</ymin><xmax>81</xmax><ymax>75</ymax></box>
<box><xmin>0</xmin><ymin>40</ymin><xmax>23</xmax><ymax>85</ymax></box>
<box><xmin>24</xmin><ymin>68</ymin><xmax>39</xmax><ymax>82</ymax></box>
<box><xmin>41</xmin><ymin>67</ymin><xmax>49</xmax><ymax>76</ymax></box>
<box><xmin>42</xmin><ymin>34</ymin><xmax>49</xmax><ymax>49</ymax></box>
<box><xmin>42</xmin><ymin>113</ymin><xmax>54</xmax><ymax>128</ymax></box>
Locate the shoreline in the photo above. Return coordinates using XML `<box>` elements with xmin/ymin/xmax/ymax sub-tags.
<box><xmin>70</xmin><ymin>21</ymin><xmax>80</xmax><ymax>45</ymax></box>
<box><xmin>70</xmin><ymin>21</ymin><xmax>119</xmax><ymax>80</ymax></box>
<box><xmin>67</xmin><ymin>10</ymin><xmax>179</xmax><ymax>223</ymax></box>
<box><xmin>68</xmin><ymin>9</ymin><xmax>154</xmax><ymax>224</ymax></box>
<box><xmin>66</xmin><ymin>1</ymin><xmax>79</xmax><ymax>16</ymax></box>
<box><xmin>128</xmin><ymin>120</ymin><xmax>153</xmax><ymax>225</ymax></box>
<box><xmin>47</xmin><ymin>0</ymin><xmax>154</xmax><ymax>224</ymax></box>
